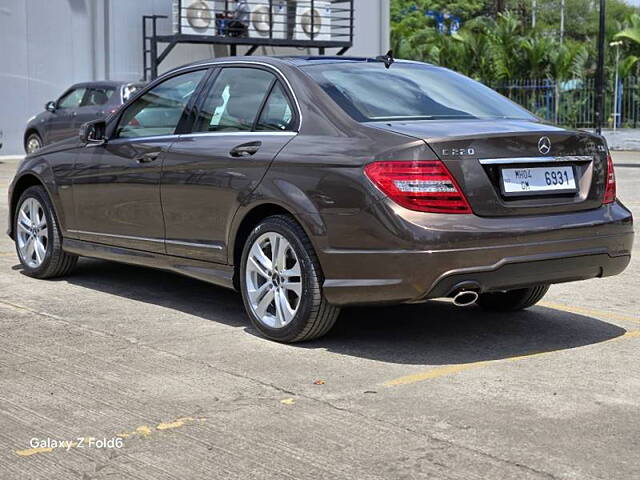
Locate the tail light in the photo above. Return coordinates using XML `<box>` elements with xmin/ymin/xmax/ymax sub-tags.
<box><xmin>603</xmin><ymin>154</ymin><xmax>616</xmax><ymax>204</ymax></box>
<box><xmin>364</xmin><ymin>161</ymin><xmax>472</xmax><ymax>214</ymax></box>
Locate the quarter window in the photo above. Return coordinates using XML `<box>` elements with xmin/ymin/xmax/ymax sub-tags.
<box><xmin>116</xmin><ymin>70</ymin><xmax>207</xmax><ymax>139</ymax></box>
<box><xmin>58</xmin><ymin>88</ymin><xmax>87</xmax><ymax>109</ymax></box>
<box><xmin>194</xmin><ymin>68</ymin><xmax>275</xmax><ymax>133</ymax></box>
<box><xmin>256</xmin><ymin>83</ymin><xmax>295</xmax><ymax>131</ymax></box>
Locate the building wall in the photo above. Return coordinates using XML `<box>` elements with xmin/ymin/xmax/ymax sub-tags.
<box><xmin>0</xmin><ymin>0</ymin><xmax>389</xmax><ymax>154</ymax></box>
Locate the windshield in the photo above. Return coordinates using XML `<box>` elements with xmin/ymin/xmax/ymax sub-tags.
<box><xmin>301</xmin><ymin>62</ymin><xmax>536</xmax><ymax>122</ymax></box>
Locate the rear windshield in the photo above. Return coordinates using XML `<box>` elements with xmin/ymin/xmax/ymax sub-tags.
<box><xmin>301</xmin><ymin>62</ymin><xmax>536</xmax><ymax>122</ymax></box>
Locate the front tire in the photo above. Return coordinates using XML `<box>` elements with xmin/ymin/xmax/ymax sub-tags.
<box><xmin>240</xmin><ymin>215</ymin><xmax>340</xmax><ymax>343</ymax></box>
<box><xmin>14</xmin><ymin>186</ymin><xmax>78</xmax><ymax>279</ymax></box>
<box><xmin>477</xmin><ymin>285</ymin><xmax>550</xmax><ymax>312</ymax></box>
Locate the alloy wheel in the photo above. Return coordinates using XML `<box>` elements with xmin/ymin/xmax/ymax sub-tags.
<box><xmin>26</xmin><ymin>135</ymin><xmax>42</xmax><ymax>154</ymax></box>
<box><xmin>245</xmin><ymin>232</ymin><xmax>303</xmax><ymax>328</ymax></box>
<box><xmin>16</xmin><ymin>197</ymin><xmax>48</xmax><ymax>268</ymax></box>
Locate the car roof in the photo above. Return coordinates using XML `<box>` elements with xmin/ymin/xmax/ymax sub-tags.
<box><xmin>180</xmin><ymin>56</ymin><xmax>425</xmax><ymax>71</ymax></box>
<box><xmin>277</xmin><ymin>56</ymin><xmax>381</xmax><ymax>66</ymax></box>
<box><xmin>69</xmin><ymin>81</ymin><xmax>136</xmax><ymax>89</ymax></box>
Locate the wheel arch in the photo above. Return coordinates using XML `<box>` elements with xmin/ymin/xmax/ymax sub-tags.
<box><xmin>8</xmin><ymin>173</ymin><xmax>55</xmax><ymax>239</ymax></box>
<box><xmin>24</xmin><ymin>128</ymin><xmax>43</xmax><ymax>151</ymax></box>
<box><xmin>228</xmin><ymin>202</ymin><xmax>326</xmax><ymax>291</ymax></box>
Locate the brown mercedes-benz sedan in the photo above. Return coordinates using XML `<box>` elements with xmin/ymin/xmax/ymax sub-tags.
<box><xmin>7</xmin><ymin>56</ymin><xmax>634</xmax><ymax>342</ymax></box>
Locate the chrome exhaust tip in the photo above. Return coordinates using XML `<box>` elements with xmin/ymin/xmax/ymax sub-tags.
<box><xmin>453</xmin><ymin>290</ymin><xmax>479</xmax><ymax>307</ymax></box>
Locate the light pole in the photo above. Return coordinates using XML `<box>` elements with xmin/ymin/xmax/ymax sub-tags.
<box><xmin>595</xmin><ymin>0</ymin><xmax>606</xmax><ymax>134</ymax></box>
<box><xmin>610</xmin><ymin>40</ymin><xmax>623</xmax><ymax>133</ymax></box>
<box><xmin>560</xmin><ymin>0</ymin><xmax>565</xmax><ymax>44</ymax></box>
<box><xmin>532</xmin><ymin>0</ymin><xmax>536</xmax><ymax>28</ymax></box>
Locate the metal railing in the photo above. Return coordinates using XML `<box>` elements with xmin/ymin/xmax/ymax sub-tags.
<box><xmin>492</xmin><ymin>77</ymin><xmax>640</xmax><ymax>129</ymax></box>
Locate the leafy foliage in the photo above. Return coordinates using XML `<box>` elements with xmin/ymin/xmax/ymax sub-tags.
<box><xmin>391</xmin><ymin>0</ymin><xmax>639</xmax><ymax>83</ymax></box>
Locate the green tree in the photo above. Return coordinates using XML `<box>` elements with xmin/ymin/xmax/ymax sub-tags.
<box><xmin>391</xmin><ymin>0</ymin><xmax>638</xmax><ymax>81</ymax></box>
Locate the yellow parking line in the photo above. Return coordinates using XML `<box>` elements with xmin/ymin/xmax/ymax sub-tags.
<box><xmin>385</xmin><ymin>363</ymin><xmax>489</xmax><ymax>386</ymax></box>
<box><xmin>539</xmin><ymin>302</ymin><xmax>639</xmax><ymax>325</ymax></box>
<box><xmin>15</xmin><ymin>447</ymin><xmax>54</xmax><ymax>457</ymax></box>
<box><xmin>384</xmin><ymin>330</ymin><xmax>640</xmax><ymax>387</ymax></box>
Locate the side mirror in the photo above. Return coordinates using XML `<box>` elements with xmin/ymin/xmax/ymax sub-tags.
<box><xmin>79</xmin><ymin>119</ymin><xmax>107</xmax><ymax>146</ymax></box>
<box><xmin>45</xmin><ymin>101</ymin><xmax>57</xmax><ymax>113</ymax></box>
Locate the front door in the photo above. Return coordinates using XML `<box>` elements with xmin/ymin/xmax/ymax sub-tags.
<box><xmin>70</xmin><ymin>69</ymin><xmax>210</xmax><ymax>253</ymax></box>
<box><xmin>161</xmin><ymin>66</ymin><xmax>298</xmax><ymax>263</ymax></box>
<box><xmin>48</xmin><ymin>87</ymin><xmax>87</xmax><ymax>143</ymax></box>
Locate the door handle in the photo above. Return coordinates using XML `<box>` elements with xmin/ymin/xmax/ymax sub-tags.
<box><xmin>135</xmin><ymin>151</ymin><xmax>161</xmax><ymax>164</ymax></box>
<box><xmin>230</xmin><ymin>141</ymin><xmax>261</xmax><ymax>158</ymax></box>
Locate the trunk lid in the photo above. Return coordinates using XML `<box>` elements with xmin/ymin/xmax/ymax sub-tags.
<box><xmin>369</xmin><ymin>119</ymin><xmax>608</xmax><ymax>217</ymax></box>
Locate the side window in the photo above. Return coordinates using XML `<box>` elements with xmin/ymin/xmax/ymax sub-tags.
<box><xmin>193</xmin><ymin>68</ymin><xmax>275</xmax><ymax>133</ymax></box>
<box><xmin>83</xmin><ymin>87</ymin><xmax>115</xmax><ymax>107</ymax></box>
<box><xmin>256</xmin><ymin>83</ymin><xmax>295</xmax><ymax>131</ymax></box>
<box><xmin>58</xmin><ymin>88</ymin><xmax>87</xmax><ymax>109</ymax></box>
<box><xmin>116</xmin><ymin>70</ymin><xmax>207</xmax><ymax>139</ymax></box>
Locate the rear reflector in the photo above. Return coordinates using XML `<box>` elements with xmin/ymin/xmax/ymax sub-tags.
<box><xmin>603</xmin><ymin>154</ymin><xmax>616</xmax><ymax>204</ymax></box>
<box><xmin>364</xmin><ymin>161</ymin><xmax>472</xmax><ymax>214</ymax></box>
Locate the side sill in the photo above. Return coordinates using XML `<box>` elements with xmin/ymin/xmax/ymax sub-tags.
<box><xmin>63</xmin><ymin>238</ymin><xmax>236</xmax><ymax>290</ymax></box>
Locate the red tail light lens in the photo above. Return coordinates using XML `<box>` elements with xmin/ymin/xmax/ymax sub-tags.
<box><xmin>364</xmin><ymin>161</ymin><xmax>472</xmax><ymax>214</ymax></box>
<box><xmin>603</xmin><ymin>154</ymin><xmax>616</xmax><ymax>204</ymax></box>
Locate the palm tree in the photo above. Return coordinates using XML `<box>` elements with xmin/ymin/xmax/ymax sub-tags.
<box><xmin>548</xmin><ymin>42</ymin><xmax>589</xmax><ymax>123</ymax></box>
<box><xmin>487</xmin><ymin>12</ymin><xmax>522</xmax><ymax>80</ymax></box>
<box><xmin>614</xmin><ymin>13</ymin><xmax>640</xmax><ymax>45</ymax></box>
<box><xmin>614</xmin><ymin>14</ymin><xmax>640</xmax><ymax>76</ymax></box>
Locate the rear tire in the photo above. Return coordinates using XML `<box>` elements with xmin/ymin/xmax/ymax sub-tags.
<box><xmin>25</xmin><ymin>133</ymin><xmax>43</xmax><ymax>154</ymax></box>
<box><xmin>14</xmin><ymin>186</ymin><xmax>78</xmax><ymax>279</ymax></box>
<box><xmin>477</xmin><ymin>285</ymin><xmax>550</xmax><ymax>312</ymax></box>
<box><xmin>240</xmin><ymin>214</ymin><xmax>340</xmax><ymax>343</ymax></box>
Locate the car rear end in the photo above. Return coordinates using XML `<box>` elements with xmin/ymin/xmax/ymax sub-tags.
<box><xmin>297</xmin><ymin>60</ymin><xmax>634</xmax><ymax>306</ymax></box>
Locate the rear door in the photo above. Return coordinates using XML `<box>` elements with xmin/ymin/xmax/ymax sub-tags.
<box><xmin>75</xmin><ymin>86</ymin><xmax>117</xmax><ymax>126</ymax></box>
<box><xmin>161</xmin><ymin>66</ymin><xmax>298</xmax><ymax>263</ymax></box>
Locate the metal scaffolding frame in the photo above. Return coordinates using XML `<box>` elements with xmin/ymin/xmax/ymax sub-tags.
<box><xmin>143</xmin><ymin>1</ymin><xmax>354</xmax><ymax>80</ymax></box>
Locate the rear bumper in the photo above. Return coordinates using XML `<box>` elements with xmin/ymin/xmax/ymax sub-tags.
<box><xmin>425</xmin><ymin>250</ymin><xmax>630</xmax><ymax>298</ymax></box>
<box><xmin>319</xmin><ymin>202</ymin><xmax>634</xmax><ymax>306</ymax></box>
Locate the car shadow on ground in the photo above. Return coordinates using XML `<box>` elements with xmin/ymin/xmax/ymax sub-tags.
<box><xmin>42</xmin><ymin>257</ymin><xmax>627</xmax><ymax>366</ymax></box>
<box><xmin>315</xmin><ymin>303</ymin><xmax>626</xmax><ymax>365</ymax></box>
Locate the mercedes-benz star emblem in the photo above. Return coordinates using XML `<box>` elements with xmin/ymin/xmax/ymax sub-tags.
<box><xmin>538</xmin><ymin>136</ymin><xmax>551</xmax><ymax>155</ymax></box>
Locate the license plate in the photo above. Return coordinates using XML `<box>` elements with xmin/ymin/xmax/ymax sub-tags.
<box><xmin>501</xmin><ymin>166</ymin><xmax>577</xmax><ymax>196</ymax></box>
